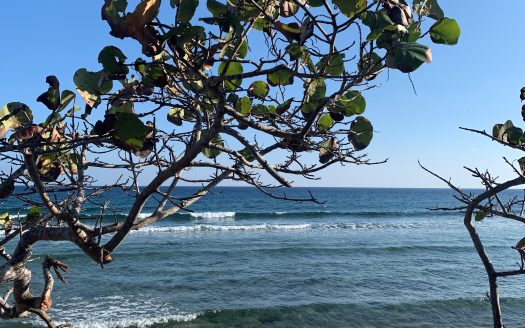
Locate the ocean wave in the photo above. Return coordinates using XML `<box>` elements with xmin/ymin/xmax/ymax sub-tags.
<box><xmin>189</xmin><ymin>211</ymin><xmax>236</xmax><ymax>219</ymax></box>
<box><xmin>55</xmin><ymin>313</ymin><xmax>199</xmax><ymax>328</ymax></box>
<box><xmin>135</xmin><ymin>223</ymin><xmax>312</xmax><ymax>233</ymax></box>
<box><xmin>131</xmin><ymin>221</ymin><xmax>442</xmax><ymax>235</ymax></box>
<box><xmin>22</xmin><ymin>295</ymin><xmax>200</xmax><ymax>328</ymax></box>
<box><xmin>56</xmin><ymin>209</ymin><xmax>460</xmax><ymax>222</ymax></box>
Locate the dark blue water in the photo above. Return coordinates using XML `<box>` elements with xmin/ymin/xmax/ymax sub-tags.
<box><xmin>2</xmin><ymin>187</ymin><xmax>525</xmax><ymax>327</ymax></box>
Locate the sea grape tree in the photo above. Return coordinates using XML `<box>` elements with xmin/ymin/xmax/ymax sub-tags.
<box><xmin>0</xmin><ymin>0</ymin><xmax>458</xmax><ymax>326</ymax></box>
<box><xmin>423</xmin><ymin>87</ymin><xmax>525</xmax><ymax>328</ymax></box>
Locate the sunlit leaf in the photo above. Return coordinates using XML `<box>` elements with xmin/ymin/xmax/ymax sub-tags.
<box><xmin>332</xmin><ymin>0</ymin><xmax>366</xmax><ymax>18</ymax></box>
<box><xmin>268</xmin><ymin>68</ymin><xmax>294</xmax><ymax>86</ymax></box>
<box><xmin>167</xmin><ymin>107</ymin><xmax>185</xmax><ymax>126</ymax></box>
<box><xmin>430</xmin><ymin>18</ymin><xmax>460</xmax><ymax>45</ymax></box>
<box><xmin>218</xmin><ymin>62</ymin><xmax>243</xmax><ymax>90</ymax></box>
<box><xmin>317</xmin><ymin>113</ymin><xmax>334</xmax><ymax>132</ymax></box>
<box><xmin>248</xmin><ymin>81</ymin><xmax>269</xmax><ymax>99</ymax></box>
<box><xmin>235</xmin><ymin>96</ymin><xmax>252</xmax><ymax>116</ymax></box>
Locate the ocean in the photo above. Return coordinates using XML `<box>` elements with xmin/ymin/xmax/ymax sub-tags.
<box><xmin>2</xmin><ymin>187</ymin><xmax>525</xmax><ymax>327</ymax></box>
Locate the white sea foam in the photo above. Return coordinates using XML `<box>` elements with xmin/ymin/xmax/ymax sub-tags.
<box><xmin>189</xmin><ymin>211</ymin><xmax>236</xmax><ymax>219</ymax></box>
<box><xmin>137</xmin><ymin>212</ymin><xmax>154</xmax><ymax>219</ymax></box>
<box><xmin>56</xmin><ymin>313</ymin><xmax>199</xmax><ymax>328</ymax></box>
<box><xmin>316</xmin><ymin>222</ymin><xmax>426</xmax><ymax>230</ymax></box>
<box><xmin>137</xmin><ymin>223</ymin><xmax>311</xmax><ymax>233</ymax></box>
<box><xmin>130</xmin><ymin>222</ymin><xmax>431</xmax><ymax>234</ymax></box>
<box><xmin>24</xmin><ymin>295</ymin><xmax>199</xmax><ymax>328</ymax></box>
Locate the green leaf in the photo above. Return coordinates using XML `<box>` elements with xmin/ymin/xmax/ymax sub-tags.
<box><xmin>73</xmin><ymin>69</ymin><xmax>113</xmax><ymax>107</ymax></box>
<box><xmin>254</xmin><ymin>18</ymin><xmax>271</xmax><ymax>31</ymax></box>
<box><xmin>167</xmin><ymin>107</ymin><xmax>185</xmax><ymax>126</ymax></box>
<box><xmin>27</xmin><ymin>206</ymin><xmax>41</xmax><ymax>220</ymax></box>
<box><xmin>475</xmin><ymin>210</ymin><xmax>487</xmax><ymax>222</ymax></box>
<box><xmin>276</xmin><ymin>98</ymin><xmax>294</xmax><ymax>115</ymax></box>
<box><xmin>218</xmin><ymin>62</ymin><xmax>243</xmax><ymax>90</ymax></box>
<box><xmin>430</xmin><ymin>18</ymin><xmax>460</xmax><ymax>45</ymax></box>
<box><xmin>362</xmin><ymin>10</ymin><xmax>394</xmax><ymax>41</ymax></box>
<box><xmin>413</xmin><ymin>0</ymin><xmax>444</xmax><ymax>20</ymax></box>
<box><xmin>227</xmin><ymin>0</ymin><xmax>262</xmax><ymax>21</ymax></box>
<box><xmin>387</xmin><ymin>42</ymin><xmax>432</xmax><ymax>73</ymax></box>
<box><xmin>64</xmin><ymin>153</ymin><xmax>82</xmax><ymax>174</ymax></box>
<box><xmin>317</xmin><ymin>113</ymin><xmax>334</xmax><ymax>132</ymax></box>
<box><xmin>248</xmin><ymin>81</ymin><xmax>269</xmax><ymax>99</ymax></box>
<box><xmin>403</xmin><ymin>23</ymin><xmax>422</xmax><ymax>43</ymax></box>
<box><xmin>178</xmin><ymin>0</ymin><xmax>199</xmax><ymax>23</ymax></box>
<box><xmin>224</xmin><ymin>39</ymin><xmax>249</xmax><ymax>59</ymax></box>
<box><xmin>115</xmin><ymin>112</ymin><xmax>147</xmax><ymax>150</ymax></box>
<box><xmin>317</xmin><ymin>53</ymin><xmax>345</xmax><ymax>76</ymax></box>
<box><xmin>235</xmin><ymin>96</ymin><xmax>252</xmax><ymax>116</ymax></box>
<box><xmin>349</xmin><ymin>116</ymin><xmax>373</xmax><ymax>150</ymax></box>
<box><xmin>59</xmin><ymin>90</ymin><xmax>76</xmax><ymax>111</ymax></box>
<box><xmin>304</xmin><ymin>78</ymin><xmax>326</xmax><ymax>101</ymax></box>
<box><xmin>98</xmin><ymin>46</ymin><xmax>129</xmax><ymax>76</ymax></box>
<box><xmin>252</xmin><ymin>104</ymin><xmax>271</xmax><ymax>117</ymax></box>
<box><xmin>286</xmin><ymin>44</ymin><xmax>316</xmax><ymax>72</ymax></box>
<box><xmin>267</xmin><ymin>68</ymin><xmax>294</xmax><ymax>86</ymax></box>
<box><xmin>202</xmin><ymin>133</ymin><xmax>224</xmax><ymax>158</ymax></box>
<box><xmin>332</xmin><ymin>0</ymin><xmax>366</xmax><ymax>18</ymax></box>
<box><xmin>333</xmin><ymin>91</ymin><xmax>366</xmax><ymax>116</ymax></box>
<box><xmin>0</xmin><ymin>102</ymin><xmax>33</xmax><ymax>133</ymax></box>
<box><xmin>207</xmin><ymin>0</ymin><xmax>227</xmax><ymax>16</ymax></box>
<box><xmin>36</xmin><ymin>76</ymin><xmax>61</xmax><ymax>110</ymax></box>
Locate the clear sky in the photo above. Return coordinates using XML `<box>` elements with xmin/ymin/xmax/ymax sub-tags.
<box><xmin>1</xmin><ymin>1</ymin><xmax>524</xmax><ymax>188</ymax></box>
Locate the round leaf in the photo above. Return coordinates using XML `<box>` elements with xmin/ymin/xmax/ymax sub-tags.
<box><xmin>386</xmin><ymin>42</ymin><xmax>432</xmax><ymax>73</ymax></box>
<box><xmin>218</xmin><ymin>62</ymin><xmax>243</xmax><ymax>90</ymax></box>
<box><xmin>248</xmin><ymin>81</ymin><xmax>269</xmax><ymax>99</ymax></box>
<box><xmin>334</xmin><ymin>91</ymin><xmax>366</xmax><ymax>116</ymax></box>
<box><xmin>349</xmin><ymin>116</ymin><xmax>373</xmax><ymax>150</ymax></box>
<box><xmin>267</xmin><ymin>68</ymin><xmax>294</xmax><ymax>86</ymax></box>
<box><xmin>318</xmin><ymin>53</ymin><xmax>345</xmax><ymax>76</ymax></box>
<box><xmin>235</xmin><ymin>96</ymin><xmax>252</xmax><ymax>116</ymax></box>
<box><xmin>332</xmin><ymin>0</ymin><xmax>366</xmax><ymax>18</ymax></box>
<box><xmin>98</xmin><ymin>46</ymin><xmax>129</xmax><ymax>76</ymax></box>
<box><xmin>202</xmin><ymin>133</ymin><xmax>224</xmax><ymax>159</ymax></box>
<box><xmin>115</xmin><ymin>113</ymin><xmax>147</xmax><ymax>150</ymax></box>
<box><xmin>430</xmin><ymin>18</ymin><xmax>460</xmax><ymax>45</ymax></box>
<box><xmin>317</xmin><ymin>113</ymin><xmax>334</xmax><ymax>132</ymax></box>
<box><xmin>177</xmin><ymin>0</ymin><xmax>199</xmax><ymax>23</ymax></box>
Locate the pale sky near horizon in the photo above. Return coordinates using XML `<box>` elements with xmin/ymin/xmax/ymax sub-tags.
<box><xmin>1</xmin><ymin>1</ymin><xmax>525</xmax><ymax>188</ymax></box>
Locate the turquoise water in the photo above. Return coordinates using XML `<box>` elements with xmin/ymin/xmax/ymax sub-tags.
<box><xmin>2</xmin><ymin>187</ymin><xmax>525</xmax><ymax>327</ymax></box>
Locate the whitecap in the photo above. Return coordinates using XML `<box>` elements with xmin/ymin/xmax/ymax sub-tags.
<box><xmin>189</xmin><ymin>211</ymin><xmax>236</xmax><ymax>219</ymax></box>
<box><xmin>136</xmin><ymin>223</ymin><xmax>311</xmax><ymax>233</ymax></box>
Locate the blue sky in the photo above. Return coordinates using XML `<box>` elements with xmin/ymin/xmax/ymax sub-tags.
<box><xmin>1</xmin><ymin>1</ymin><xmax>524</xmax><ymax>188</ymax></box>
